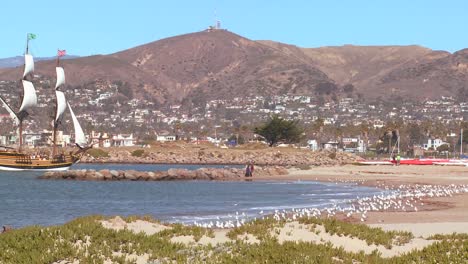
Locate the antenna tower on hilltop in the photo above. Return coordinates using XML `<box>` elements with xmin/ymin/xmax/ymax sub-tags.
<box><xmin>214</xmin><ymin>8</ymin><xmax>221</xmax><ymax>29</ymax></box>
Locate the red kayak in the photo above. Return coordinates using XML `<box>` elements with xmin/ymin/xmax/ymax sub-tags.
<box><xmin>390</xmin><ymin>158</ymin><xmax>450</xmax><ymax>165</ymax></box>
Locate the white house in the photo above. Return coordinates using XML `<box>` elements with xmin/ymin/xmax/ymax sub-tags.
<box><xmin>423</xmin><ymin>138</ymin><xmax>448</xmax><ymax>150</ymax></box>
<box><xmin>90</xmin><ymin>131</ymin><xmax>112</xmax><ymax>148</ymax></box>
<box><xmin>23</xmin><ymin>133</ymin><xmax>42</xmax><ymax>147</ymax></box>
<box><xmin>322</xmin><ymin>141</ymin><xmax>339</xmax><ymax>150</ymax></box>
<box><xmin>112</xmin><ymin>134</ymin><xmax>134</xmax><ymax>147</ymax></box>
<box><xmin>156</xmin><ymin>135</ymin><xmax>176</xmax><ymax>142</ymax></box>
<box><xmin>307</xmin><ymin>139</ymin><xmax>318</xmax><ymax>151</ymax></box>
<box><xmin>0</xmin><ymin>135</ymin><xmax>7</xmax><ymax>146</ymax></box>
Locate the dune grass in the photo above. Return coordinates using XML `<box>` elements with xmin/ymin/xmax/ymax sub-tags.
<box><xmin>298</xmin><ymin>217</ymin><xmax>414</xmax><ymax>249</ymax></box>
<box><xmin>0</xmin><ymin>216</ymin><xmax>466</xmax><ymax>263</ymax></box>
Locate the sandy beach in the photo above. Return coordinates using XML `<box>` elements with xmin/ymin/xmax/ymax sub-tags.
<box><xmin>95</xmin><ymin>164</ymin><xmax>468</xmax><ymax>261</ymax></box>
<box><xmin>256</xmin><ymin>165</ymin><xmax>468</xmax><ymax>234</ymax></box>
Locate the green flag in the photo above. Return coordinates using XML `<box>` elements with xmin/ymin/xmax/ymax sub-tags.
<box><xmin>27</xmin><ymin>33</ymin><xmax>36</xmax><ymax>40</ymax></box>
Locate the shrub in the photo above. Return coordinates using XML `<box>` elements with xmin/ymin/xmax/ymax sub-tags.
<box><xmin>0</xmin><ymin>215</ymin><xmax>466</xmax><ymax>263</ymax></box>
<box><xmin>296</xmin><ymin>164</ymin><xmax>311</xmax><ymax>170</ymax></box>
<box><xmin>87</xmin><ymin>148</ymin><xmax>109</xmax><ymax>158</ymax></box>
<box><xmin>298</xmin><ymin>217</ymin><xmax>413</xmax><ymax>249</ymax></box>
<box><xmin>131</xmin><ymin>149</ymin><xmax>145</xmax><ymax>157</ymax></box>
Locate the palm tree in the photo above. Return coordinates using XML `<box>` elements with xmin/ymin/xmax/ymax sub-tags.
<box><xmin>311</xmin><ymin>118</ymin><xmax>325</xmax><ymax>147</ymax></box>
<box><xmin>173</xmin><ymin>121</ymin><xmax>182</xmax><ymax>140</ymax></box>
<box><xmin>359</xmin><ymin>122</ymin><xmax>370</xmax><ymax>152</ymax></box>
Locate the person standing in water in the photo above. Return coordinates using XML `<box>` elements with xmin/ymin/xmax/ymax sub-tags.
<box><xmin>245</xmin><ymin>163</ymin><xmax>251</xmax><ymax>177</ymax></box>
<box><xmin>249</xmin><ymin>163</ymin><xmax>255</xmax><ymax>177</ymax></box>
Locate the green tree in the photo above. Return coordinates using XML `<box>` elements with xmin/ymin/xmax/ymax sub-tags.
<box><xmin>307</xmin><ymin>118</ymin><xmax>324</xmax><ymax>142</ymax></box>
<box><xmin>173</xmin><ymin>121</ymin><xmax>182</xmax><ymax>140</ymax></box>
<box><xmin>254</xmin><ymin>115</ymin><xmax>303</xmax><ymax>147</ymax></box>
<box><xmin>115</xmin><ymin>81</ymin><xmax>133</xmax><ymax>99</ymax></box>
<box><xmin>436</xmin><ymin>144</ymin><xmax>450</xmax><ymax>152</ymax></box>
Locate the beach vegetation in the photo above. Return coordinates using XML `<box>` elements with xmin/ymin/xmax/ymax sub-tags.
<box><xmin>298</xmin><ymin>217</ymin><xmax>413</xmax><ymax>249</ymax></box>
<box><xmin>87</xmin><ymin>148</ymin><xmax>110</xmax><ymax>158</ymax></box>
<box><xmin>158</xmin><ymin>223</ymin><xmax>214</xmax><ymax>241</ymax></box>
<box><xmin>295</xmin><ymin>164</ymin><xmax>312</xmax><ymax>170</ymax></box>
<box><xmin>0</xmin><ymin>216</ymin><xmax>467</xmax><ymax>263</ymax></box>
<box><xmin>131</xmin><ymin>149</ymin><xmax>146</xmax><ymax>157</ymax></box>
<box><xmin>428</xmin><ymin>233</ymin><xmax>468</xmax><ymax>240</ymax></box>
<box><xmin>227</xmin><ymin>217</ymin><xmax>285</xmax><ymax>240</ymax></box>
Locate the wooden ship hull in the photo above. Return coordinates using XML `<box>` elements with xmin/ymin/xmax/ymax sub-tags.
<box><xmin>0</xmin><ymin>151</ymin><xmax>78</xmax><ymax>171</ymax></box>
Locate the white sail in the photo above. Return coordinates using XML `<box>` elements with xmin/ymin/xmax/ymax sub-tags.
<box><xmin>55</xmin><ymin>67</ymin><xmax>65</xmax><ymax>89</ymax></box>
<box><xmin>0</xmin><ymin>97</ymin><xmax>19</xmax><ymax>125</ymax></box>
<box><xmin>55</xmin><ymin>91</ymin><xmax>67</xmax><ymax>122</ymax></box>
<box><xmin>67</xmin><ymin>102</ymin><xmax>87</xmax><ymax>147</ymax></box>
<box><xmin>23</xmin><ymin>54</ymin><xmax>34</xmax><ymax>78</ymax></box>
<box><xmin>18</xmin><ymin>80</ymin><xmax>37</xmax><ymax>113</ymax></box>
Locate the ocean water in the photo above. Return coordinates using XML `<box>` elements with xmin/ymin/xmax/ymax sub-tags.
<box><xmin>0</xmin><ymin>164</ymin><xmax>384</xmax><ymax>228</ymax></box>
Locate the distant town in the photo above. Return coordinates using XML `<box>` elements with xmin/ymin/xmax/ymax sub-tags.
<box><xmin>0</xmin><ymin>74</ymin><xmax>466</xmax><ymax>156</ymax></box>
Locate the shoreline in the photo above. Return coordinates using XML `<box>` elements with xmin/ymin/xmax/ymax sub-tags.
<box><xmin>41</xmin><ymin>164</ymin><xmax>468</xmax><ymax>228</ymax></box>
<box><xmin>267</xmin><ymin>165</ymin><xmax>468</xmax><ymax>226</ymax></box>
<box><xmin>3</xmin><ymin>164</ymin><xmax>468</xmax><ymax>261</ymax></box>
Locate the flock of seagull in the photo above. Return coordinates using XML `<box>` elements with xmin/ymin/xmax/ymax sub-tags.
<box><xmin>192</xmin><ymin>181</ymin><xmax>468</xmax><ymax>229</ymax></box>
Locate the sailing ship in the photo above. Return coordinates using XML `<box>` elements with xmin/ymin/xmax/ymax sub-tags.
<box><xmin>0</xmin><ymin>34</ymin><xmax>89</xmax><ymax>171</ymax></box>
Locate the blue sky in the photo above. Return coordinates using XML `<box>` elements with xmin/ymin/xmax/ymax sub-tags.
<box><xmin>1</xmin><ymin>0</ymin><xmax>467</xmax><ymax>58</ymax></box>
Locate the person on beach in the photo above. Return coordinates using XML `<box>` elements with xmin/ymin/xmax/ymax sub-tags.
<box><xmin>245</xmin><ymin>163</ymin><xmax>251</xmax><ymax>177</ymax></box>
<box><xmin>249</xmin><ymin>163</ymin><xmax>255</xmax><ymax>177</ymax></box>
<box><xmin>396</xmin><ymin>154</ymin><xmax>401</xmax><ymax>166</ymax></box>
<box><xmin>1</xmin><ymin>225</ymin><xmax>12</xmax><ymax>233</ymax></box>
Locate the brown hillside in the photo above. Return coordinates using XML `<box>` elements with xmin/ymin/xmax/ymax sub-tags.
<box><xmin>112</xmin><ymin>30</ymin><xmax>332</xmax><ymax>103</ymax></box>
<box><xmin>0</xmin><ymin>30</ymin><xmax>466</xmax><ymax>102</ymax></box>
<box><xmin>0</xmin><ymin>55</ymin><xmax>164</xmax><ymax>100</ymax></box>
<box><xmin>378</xmin><ymin>48</ymin><xmax>468</xmax><ymax>99</ymax></box>
<box><xmin>258</xmin><ymin>40</ymin><xmax>468</xmax><ymax>100</ymax></box>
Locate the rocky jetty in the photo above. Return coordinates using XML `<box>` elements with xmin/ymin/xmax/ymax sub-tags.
<box><xmin>38</xmin><ymin>167</ymin><xmax>289</xmax><ymax>181</ymax></box>
<box><xmin>82</xmin><ymin>148</ymin><xmax>357</xmax><ymax>166</ymax></box>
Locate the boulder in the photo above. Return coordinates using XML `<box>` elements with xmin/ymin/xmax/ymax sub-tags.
<box><xmin>100</xmin><ymin>170</ymin><xmax>112</xmax><ymax>180</ymax></box>
<box><xmin>110</xmin><ymin>170</ymin><xmax>119</xmax><ymax>178</ymax></box>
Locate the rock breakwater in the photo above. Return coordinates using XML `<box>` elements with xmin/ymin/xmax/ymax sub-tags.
<box><xmin>39</xmin><ymin>167</ymin><xmax>289</xmax><ymax>181</ymax></box>
<box><xmin>82</xmin><ymin>148</ymin><xmax>357</xmax><ymax>166</ymax></box>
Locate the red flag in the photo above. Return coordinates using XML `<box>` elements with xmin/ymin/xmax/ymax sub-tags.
<box><xmin>57</xmin><ymin>49</ymin><xmax>66</xmax><ymax>57</ymax></box>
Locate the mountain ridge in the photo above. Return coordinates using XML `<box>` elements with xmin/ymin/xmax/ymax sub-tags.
<box><xmin>0</xmin><ymin>30</ymin><xmax>466</xmax><ymax>103</ymax></box>
<box><xmin>0</xmin><ymin>55</ymin><xmax>79</xmax><ymax>69</ymax></box>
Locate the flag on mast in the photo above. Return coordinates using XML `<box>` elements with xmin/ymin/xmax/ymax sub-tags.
<box><xmin>27</xmin><ymin>33</ymin><xmax>37</xmax><ymax>40</ymax></box>
<box><xmin>57</xmin><ymin>49</ymin><xmax>66</xmax><ymax>57</ymax></box>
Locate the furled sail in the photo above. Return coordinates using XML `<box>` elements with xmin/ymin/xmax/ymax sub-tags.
<box><xmin>67</xmin><ymin>102</ymin><xmax>87</xmax><ymax>147</ymax></box>
<box><xmin>18</xmin><ymin>80</ymin><xmax>37</xmax><ymax>113</ymax></box>
<box><xmin>23</xmin><ymin>54</ymin><xmax>34</xmax><ymax>78</ymax></box>
<box><xmin>0</xmin><ymin>96</ymin><xmax>19</xmax><ymax>125</ymax></box>
<box><xmin>55</xmin><ymin>91</ymin><xmax>67</xmax><ymax>122</ymax></box>
<box><xmin>55</xmin><ymin>67</ymin><xmax>65</xmax><ymax>89</ymax></box>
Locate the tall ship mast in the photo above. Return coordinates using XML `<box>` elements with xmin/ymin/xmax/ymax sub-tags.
<box><xmin>52</xmin><ymin>49</ymin><xmax>67</xmax><ymax>158</ymax></box>
<box><xmin>0</xmin><ymin>35</ymin><xmax>90</xmax><ymax>171</ymax></box>
<box><xmin>0</xmin><ymin>33</ymin><xmax>38</xmax><ymax>153</ymax></box>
